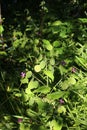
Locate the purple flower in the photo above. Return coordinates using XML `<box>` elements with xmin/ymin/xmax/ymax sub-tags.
<box><xmin>61</xmin><ymin>60</ymin><xmax>66</xmax><ymax>66</ymax></box>
<box><xmin>71</xmin><ymin>67</ymin><xmax>76</xmax><ymax>73</ymax></box>
<box><xmin>59</xmin><ymin>98</ymin><xmax>65</xmax><ymax>104</ymax></box>
<box><xmin>18</xmin><ymin>118</ymin><xmax>23</xmax><ymax>123</ymax></box>
<box><xmin>21</xmin><ymin>72</ymin><xmax>26</xmax><ymax>78</ymax></box>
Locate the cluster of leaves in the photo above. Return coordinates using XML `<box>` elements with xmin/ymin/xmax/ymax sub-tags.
<box><xmin>0</xmin><ymin>0</ymin><xmax>87</xmax><ymax>130</ymax></box>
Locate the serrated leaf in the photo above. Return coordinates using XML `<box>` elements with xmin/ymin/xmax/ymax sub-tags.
<box><xmin>44</xmin><ymin>70</ymin><xmax>54</xmax><ymax>81</ymax></box>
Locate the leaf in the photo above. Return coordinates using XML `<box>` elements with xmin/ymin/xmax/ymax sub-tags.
<box><xmin>21</xmin><ymin>78</ymin><xmax>28</xmax><ymax>84</ymax></box>
<box><xmin>78</xmin><ymin>18</ymin><xmax>87</xmax><ymax>23</ymax></box>
<box><xmin>53</xmin><ymin>40</ymin><xmax>61</xmax><ymax>47</ymax></box>
<box><xmin>34</xmin><ymin>39</ymin><xmax>39</xmax><ymax>44</ymax></box>
<box><xmin>59</xmin><ymin>31</ymin><xmax>67</xmax><ymax>38</ymax></box>
<box><xmin>50</xmin><ymin>58</ymin><xmax>55</xmax><ymax>65</ymax></box>
<box><xmin>60</xmin><ymin>77</ymin><xmax>76</xmax><ymax>90</ymax></box>
<box><xmin>0</xmin><ymin>51</ymin><xmax>7</xmax><ymax>56</ymax></box>
<box><xmin>0</xmin><ymin>25</ymin><xmax>4</xmax><ymax>34</ymax></box>
<box><xmin>34</xmin><ymin>86</ymin><xmax>51</xmax><ymax>94</ymax></box>
<box><xmin>35</xmin><ymin>97</ymin><xmax>48</xmax><ymax>112</ymax></box>
<box><xmin>75</xmin><ymin>56</ymin><xmax>87</xmax><ymax>70</ymax></box>
<box><xmin>47</xmin><ymin>91</ymin><xmax>65</xmax><ymax>100</ymax></box>
<box><xmin>27</xmin><ymin>80</ymin><xmax>39</xmax><ymax>90</ymax></box>
<box><xmin>50</xmin><ymin>119</ymin><xmax>63</xmax><ymax>130</ymax></box>
<box><xmin>68</xmin><ymin>77</ymin><xmax>76</xmax><ymax>85</ymax></box>
<box><xmin>52</xmin><ymin>20</ymin><xmax>62</xmax><ymax>26</ymax></box>
<box><xmin>44</xmin><ymin>70</ymin><xmax>54</xmax><ymax>81</ymax></box>
<box><xmin>26</xmin><ymin>109</ymin><xmax>39</xmax><ymax>118</ymax></box>
<box><xmin>26</xmin><ymin>71</ymin><xmax>32</xmax><ymax>78</ymax></box>
<box><xmin>59</xmin><ymin>65</ymin><xmax>67</xmax><ymax>75</ymax></box>
<box><xmin>42</xmin><ymin>39</ymin><xmax>53</xmax><ymax>51</ymax></box>
<box><xmin>40</xmin><ymin>60</ymin><xmax>46</xmax><ymax>69</ymax></box>
<box><xmin>57</xmin><ymin>106</ymin><xmax>66</xmax><ymax>114</ymax></box>
<box><xmin>34</xmin><ymin>65</ymin><xmax>41</xmax><ymax>72</ymax></box>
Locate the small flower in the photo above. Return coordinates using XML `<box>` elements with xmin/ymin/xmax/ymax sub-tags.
<box><xmin>59</xmin><ymin>98</ymin><xmax>65</xmax><ymax>104</ymax></box>
<box><xmin>18</xmin><ymin>118</ymin><xmax>23</xmax><ymax>123</ymax></box>
<box><xmin>71</xmin><ymin>67</ymin><xmax>76</xmax><ymax>73</ymax></box>
<box><xmin>61</xmin><ymin>60</ymin><xmax>66</xmax><ymax>66</ymax></box>
<box><xmin>21</xmin><ymin>72</ymin><xmax>26</xmax><ymax>78</ymax></box>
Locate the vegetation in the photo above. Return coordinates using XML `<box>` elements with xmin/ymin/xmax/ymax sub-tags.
<box><xmin>0</xmin><ymin>0</ymin><xmax>87</xmax><ymax>129</ymax></box>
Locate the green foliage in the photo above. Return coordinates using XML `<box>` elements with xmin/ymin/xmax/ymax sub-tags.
<box><xmin>1</xmin><ymin>0</ymin><xmax>87</xmax><ymax>130</ymax></box>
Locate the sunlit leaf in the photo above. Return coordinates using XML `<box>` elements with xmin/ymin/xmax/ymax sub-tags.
<box><xmin>34</xmin><ymin>65</ymin><xmax>41</xmax><ymax>72</ymax></box>
<box><xmin>26</xmin><ymin>71</ymin><xmax>32</xmax><ymax>78</ymax></box>
<box><xmin>21</xmin><ymin>78</ymin><xmax>28</xmax><ymax>84</ymax></box>
<box><xmin>47</xmin><ymin>91</ymin><xmax>65</xmax><ymax>100</ymax></box>
<box><xmin>50</xmin><ymin>58</ymin><xmax>55</xmax><ymax>65</ymax></box>
<box><xmin>57</xmin><ymin>106</ymin><xmax>66</xmax><ymax>114</ymax></box>
<box><xmin>34</xmin><ymin>86</ymin><xmax>51</xmax><ymax>94</ymax></box>
<box><xmin>52</xmin><ymin>20</ymin><xmax>62</xmax><ymax>26</ymax></box>
<box><xmin>50</xmin><ymin>119</ymin><xmax>63</xmax><ymax>130</ymax></box>
<box><xmin>42</xmin><ymin>39</ymin><xmax>53</xmax><ymax>51</ymax></box>
<box><xmin>40</xmin><ymin>60</ymin><xmax>46</xmax><ymax>69</ymax></box>
<box><xmin>44</xmin><ymin>70</ymin><xmax>54</xmax><ymax>81</ymax></box>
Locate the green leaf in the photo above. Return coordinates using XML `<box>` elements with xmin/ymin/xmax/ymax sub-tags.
<box><xmin>44</xmin><ymin>70</ymin><xmax>54</xmax><ymax>81</ymax></box>
<box><xmin>59</xmin><ymin>65</ymin><xmax>67</xmax><ymax>75</ymax></box>
<box><xmin>57</xmin><ymin>106</ymin><xmax>66</xmax><ymax>114</ymax></box>
<box><xmin>53</xmin><ymin>40</ymin><xmax>61</xmax><ymax>47</ymax></box>
<box><xmin>47</xmin><ymin>91</ymin><xmax>64</xmax><ymax>100</ymax></box>
<box><xmin>50</xmin><ymin>58</ymin><xmax>55</xmax><ymax>65</ymax></box>
<box><xmin>27</xmin><ymin>80</ymin><xmax>39</xmax><ymax>90</ymax></box>
<box><xmin>34</xmin><ymin>86</ymin><xmax>51</xmax><ymax>94</ymax></box>
<box><xmin>75</xmin><ymin>56</ymin><xmax>87</xmax><ymax>70</ymax></box>
<box><xmin>0</xmin><ymin>25</ymin><xmax>4</xmax><ymax>34</ymax></box>
<box><xmin>21</xmin><ymin>78</ymin><xmax>28</xmax><ymax>84</ymax></box>
<box><xmin>50</xmin><ymin>119</ymin><xmax>63</xmax><ymax>130</ymax></box>
<box><xmin>60</xmin><ymin>77</ymin><xmax>76</xmax><ymax>90</ymax></box>
<box><xmin>40</xmin><ymin>60</ymin><xmax>46</xmax><ymax>69</ymax></box>
<box><xmin>59</xmin><ymin>31</ymin><xmax>67</xmax><ymax>38</ymax></box>
<box><xmin>68</xmin><ymin>77</ymin><xmax>76</xmax><ymax>85</ymax></box>
<box><xmin>0</xmin><ymin>51</ymin><xmax>7</xmax><ymax>56</ymax></box>
<box><xmin>26</xmin><ymin>71</ymin><xmax>32</xmax><ymax>78</ymax></box>
<box><xmin>34</xmin><ymin>65</ymin><xmax>41</xmax><ymax>72</ymax></box>
<box><xmin>52</xmin><ymin>20</ymin><xmax>62</xmax><ymax>26</ymax></box>
<box><xmin>78</xmin><ymin>18</ymin><xmax>87</xmax><ymax>23</ymax></box>
<box><xmin>60</xmin><ymin>80</ymin><xmax>69</xmax><ymax>90</ymax></box>
<box><xmin>26</xmin><ymin>109</ymin><xmax>39</xmax><ymax>118</ymax></box>
<box><xmin>42</xmin><ymin>39</ymin><xmax>53</xmax><ymax>51</ymax></box>
<box><xmin>35</xmin><ymin>97</ymin><xmax>46</xmax><ymax>111</ymax></box>
<box><xmin>34</xmin><ymin>39</ymin><xmax>39</xmax><ymax>44</ymax></box>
